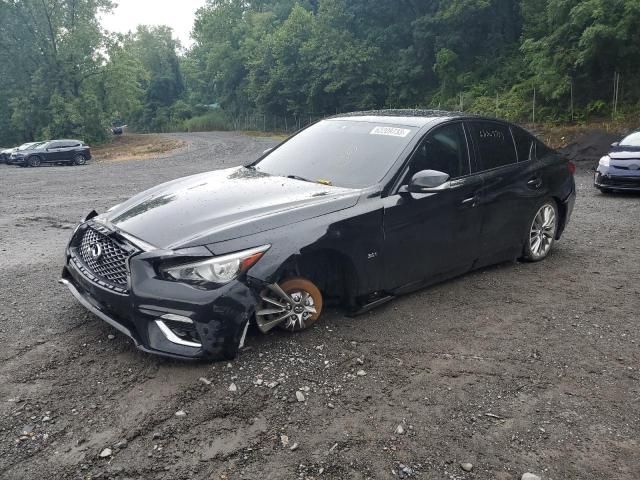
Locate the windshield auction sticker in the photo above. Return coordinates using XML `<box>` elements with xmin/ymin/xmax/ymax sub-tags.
<box><xmin>370</xmin><ymin>126</ymin><xmax>412</xmax><ymax>138</ymax></box>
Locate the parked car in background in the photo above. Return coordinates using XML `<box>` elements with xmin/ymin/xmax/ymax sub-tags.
<box><xmin>111</xmin><ymin>125</ymin><xmax>127</xmax><ymax>135</ymax></box>
<box><xmin>595</xmin><ymin>131</ymin><xmax>640</xmax><ymax>193</ymax></box>
<box><xmin>0</xmin><ymin>147</ymin><xmax>9</xmax><ymax>163</ymax></box>
<box><xmin>8</xmin><ymin>139</ymin><xmax>91</xmax><ymax>167</ymax></box>
<box><xmin>1</xmin><ymin>142</ymin><xmax>40</xmax><ymax>163</ymax></box>
<box><xmin>60</xmin><ymin>110</ymin><xmax>576</xmax><ymax>361</ymax></box>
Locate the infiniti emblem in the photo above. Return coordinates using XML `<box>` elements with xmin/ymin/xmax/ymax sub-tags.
<box><xmin>90</xmin><ymin>243</ymin><xmax>103</xmax><ymax>261</ymax></box>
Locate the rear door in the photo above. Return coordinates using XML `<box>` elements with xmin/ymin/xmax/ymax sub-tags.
<box><xmin>382</xmin><ymin>121</ymin><xmax>483</xmax><ymax>290</ymax></box>
<box><xmin>57</xmin><ymin>141</ymin><xmax>81</xmax><ymax>161</ymax></box>
<box><xmin>467</xmin><ymin>121</ymin><xmax>545</xmax><ymax>263</ymax></box>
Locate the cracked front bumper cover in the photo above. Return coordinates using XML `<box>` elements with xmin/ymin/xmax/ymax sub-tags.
<box><xmin>595</xmin><ymin>168</ymin><xmax>640</xmax><ymax>191</ymax></box>
<box><xmin>60</xmin><ymin>235</ymin><xmax>260</xmax><ymax>360</ymax></box>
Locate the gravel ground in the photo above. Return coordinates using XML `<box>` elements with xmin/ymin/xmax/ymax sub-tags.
<box><xmin>0</xmin><ymin>132</ymin><xmax>638</xmax><ymax>480</ymax></box>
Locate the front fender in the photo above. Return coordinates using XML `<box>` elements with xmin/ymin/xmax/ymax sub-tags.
<box><xmin>206</xmin><ymin>202</ymin><xmax>386</xmax><ymax>300</ymax></box>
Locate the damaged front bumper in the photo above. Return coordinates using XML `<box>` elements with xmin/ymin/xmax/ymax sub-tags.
<box><xmin>60</xmin><ymin>220</ymin><xmax>260</xmax><ymax>360</ymax></box>
<box><xmin>595</xmin><ymin>167</ymin><xmax>640</xmax><ymax>191</ymax></box>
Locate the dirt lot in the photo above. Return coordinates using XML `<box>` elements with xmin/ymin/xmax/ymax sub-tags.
<box><xmin>91</xmin><ymin>134</ymin><xmax>187</xmax><ymax>163</ymax></box>
<box><xmin>0</xmin><ymin>132</ymin><xmax>638</xmax><ymax>480</ymax></box>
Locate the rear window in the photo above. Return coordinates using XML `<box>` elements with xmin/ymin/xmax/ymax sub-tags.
<box><xmin>469</xmin><ymin>121</ymin><xmax>517</xmax><ymax>170</ymax></box>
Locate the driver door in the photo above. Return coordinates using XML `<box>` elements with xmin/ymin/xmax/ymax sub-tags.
<box><xmin>382</xmin><ymin>122</ymin><xmax>484</xmax><ymax>291</ymax></box>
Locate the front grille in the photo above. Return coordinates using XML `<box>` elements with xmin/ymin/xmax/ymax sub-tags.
<box><xmin>78</xmin><ymin>227</ymin><xmax>130</xmax><ymax>287</ymax></box>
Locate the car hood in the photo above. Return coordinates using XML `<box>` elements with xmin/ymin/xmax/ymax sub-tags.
<box><xmin>608</xmin><ymin>150</ymin><xmax>640</xmax><ymax>170</ymax></box>
<box><xmin>609</xmin><ymin>150</ymin><xmax>640</xmax><ymax>160</ymax></box>
<box><xmin>103</xmin><ymin>167</ymin><xmax>361</xmax><ymax>249</ymax></box>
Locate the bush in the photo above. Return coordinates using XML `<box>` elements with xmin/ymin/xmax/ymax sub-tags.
<box><xmin>183</xmin><ymin>110</ymin><xmax>232</xmax><ymax>132</ymax></box>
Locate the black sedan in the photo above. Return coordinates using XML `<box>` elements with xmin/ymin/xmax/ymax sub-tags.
<box><xmin>60</xmin><ymin>110</ymin><xmax>576</xmax><ymax>360</ymax></box>
<box><xmin>594</xmin><ymin>131</ymin><xmax>640</xmax><ymax>193</ymax></box>
<box><xmin>8</xmin><ymin>139</ymin><xmax>91</xmax><ymax>167</ymax></box>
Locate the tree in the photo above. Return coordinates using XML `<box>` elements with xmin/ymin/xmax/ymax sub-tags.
<box><xmin>0</xmin><ymin>0</ymin><xmax>114</xmax><ymax>143</ymax></box>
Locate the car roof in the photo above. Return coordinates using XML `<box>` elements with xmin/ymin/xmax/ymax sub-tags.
<box><xmin>328</xmin><ymin>109</ymin><xmax>485</xmax><ymax>128</ymax></box>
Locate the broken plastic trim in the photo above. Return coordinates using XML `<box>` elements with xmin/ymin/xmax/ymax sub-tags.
<box><xmin>155</xmin><ymin>320</ymin><xmax>202</xmax><ymax>348</ymax></box>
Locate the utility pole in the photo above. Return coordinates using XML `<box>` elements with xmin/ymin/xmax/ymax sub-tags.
<box><xmin>612</xmin><ymin>71</ymin><xmax>621</xmax><ymax>118</ymax></box>
<box><xmin>570</xmin><ymin>79</ymin><xmax>574</xmax><ymax>122</ymax></box>
<box><xmin>532</xmin><ymin>87</ymin><xmax>536</xmax><ymax>124</ymax></box>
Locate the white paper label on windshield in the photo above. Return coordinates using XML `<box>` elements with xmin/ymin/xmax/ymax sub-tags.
<box><xmin>370</xmin><ymin>126</ymin><xmax>411</xmax><ymax>138</ymax></box>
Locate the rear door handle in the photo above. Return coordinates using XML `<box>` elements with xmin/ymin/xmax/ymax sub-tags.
<box><xmin>527</xmin><ymin>177</ymin><xmax>543</xmax><ymax>189</ymax></box>
<box><xmin>461</xmin><ymin>195</ymin><xmax>478</xmax><ymax>208</ymax></box>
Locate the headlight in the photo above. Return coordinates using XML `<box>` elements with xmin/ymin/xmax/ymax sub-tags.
<box><xmin>599</xmin><ymin>156</ymin><xmax>610</xmax><ymax>167</ymax></box>
<box><xmin>162</xmin><ymin>245</ymin><xmax>270</xmax><ymax>285</ymax></box>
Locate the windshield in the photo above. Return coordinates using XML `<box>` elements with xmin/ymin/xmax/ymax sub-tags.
<box><xmin>18</xmin><ymin>142</ymin><xmax>43</xmax><ymax>150</ymax></box>
<box><xmin>620</xmin><ymin>132</ymin><xmax>640</xmax><ymax>147</ymax></box>
<box><xmin>255</xmin><ymin>119</ymin><xmax>419</xmax><ymax>188</ymax></box>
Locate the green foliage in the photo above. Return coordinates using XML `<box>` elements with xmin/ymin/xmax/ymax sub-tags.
<box><xmin>183</xmin><ymin>110</ymin><xmax>232</xmax><ymax>132</ymax></box>
<box><xmin>186</xmin><ymin>0</ymin><xmax>640</xmax><ymax>123</ymax></box>
<box><xmin>2</xmin><ymin>0</ymin><xmax>640</xmax><ymax>146</ymax></box>
<box><xmin>0</xmin><ymin>0</ymin><xmax>114</xmax><ymax>144</ymax></box>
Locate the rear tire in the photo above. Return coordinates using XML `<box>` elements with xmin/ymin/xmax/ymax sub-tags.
<box><xmin>27</xmin><ymin>156</ymin><xmax>42</xmax><ymax>167</ymax></box>
<box><xmin>73</xmin><ymin>154</ymin><xmax>87</xmax><ymax>166</ymax></box>
<box><xmin>522</xmin><ymin>200</ymin><xmax>558</xmax><ymax>262</ymax></box>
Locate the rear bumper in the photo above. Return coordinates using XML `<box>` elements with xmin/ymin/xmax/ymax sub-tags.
<box><xmin>557</xmin><ymin>179</ymin><xmax>576</xmax><ymax>239</ymax></box>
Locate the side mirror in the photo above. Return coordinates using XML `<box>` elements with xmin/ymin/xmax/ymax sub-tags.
<box><xmin>611</xmin><ymin>142</ymin><xmax>620</xmax><ymax>149</ymax></box>
<box><xmin>400</xmin><ymin>170</ymin><xmax>451</xmax><ymax>195</ymax></box>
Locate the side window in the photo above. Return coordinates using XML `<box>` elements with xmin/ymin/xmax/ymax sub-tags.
<box><xmin>60</xmin><ymin>141</ymin><xmax>78</xmax><ymax>148</ymax></box>
<box><xmin>48</xmin><ymin>141</ymin><xmax>62</xmax><ymax>149</ymax></box>
<box><xmin>511</xmin><ymin>127</ymin><xmax>535</xmax><ymax>162</ymax></box>
<box><xmin>403</xmin><ymin>122</ymin><xmax>470</xmax><ymax>183</ymax></box>
<box><xmin>469</xmin><ymin>121</ymin><xmax>517</xmax><ymax>170</ymax></box>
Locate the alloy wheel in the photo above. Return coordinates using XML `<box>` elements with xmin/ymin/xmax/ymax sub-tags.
<box><xmin>255</xmin><ymin>278</ymin><xmax>323</xmax><ymax>333</ymax></box>
<box><xmin>529</xmin><ymin>204</ymin><xmax>556</xmax><ymax>259</ymax></box>
<box><xmin>74</xmin><ymin>154</ymin><xmax>86</xmax><ymax>166</ymax></box>
<box><xmin>28</xmin><ymin>156</ymin><xmax>41</xmax><ymax>167</ymax></box>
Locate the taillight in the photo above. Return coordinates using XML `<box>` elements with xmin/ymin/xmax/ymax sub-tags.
<box><xmin>567</xmin><ymin>161</ymin><xmax>576</xmax><ymax>175</ymax></box>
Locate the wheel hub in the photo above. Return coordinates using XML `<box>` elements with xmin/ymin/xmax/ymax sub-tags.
<box><xmin>284</xmin><ymin>290</ymin><xmax>315</xmax><ymax>330</ymax></box>
<box><xmin>255</xmin><ymin>280</ymin><xmax>321</xmax><ymax>333</ymax></box>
